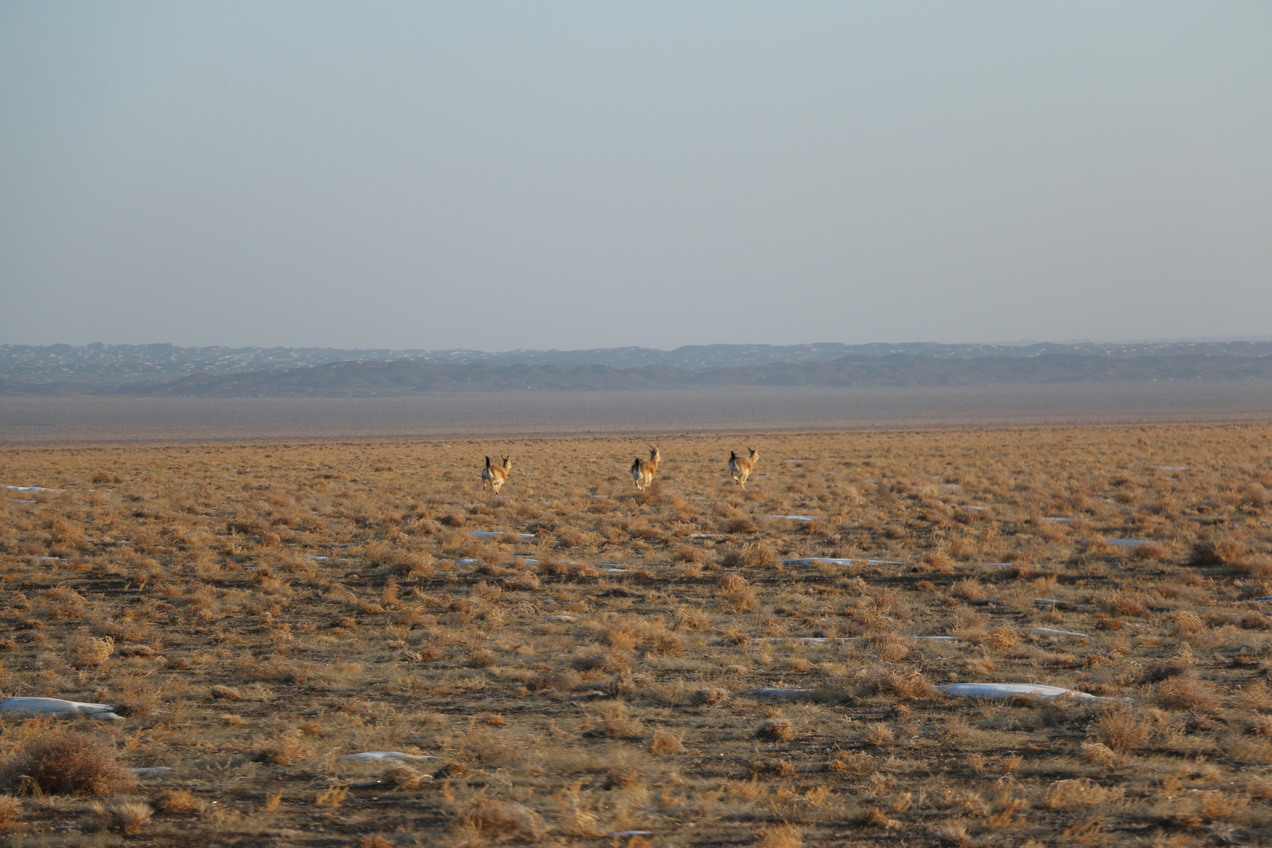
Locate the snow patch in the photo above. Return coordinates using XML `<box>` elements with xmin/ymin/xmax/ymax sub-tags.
<box><xmin>938</xmin><ymin>683</ymin><xmax>1103</xmax><ymax>701</ymax></box>
<box><xmin>342</xmin><ymin>751</ymin><xmax>443</xmax><ymax>764</ymax></box>
<box><xmin>782</xmin><ymin>557</ymin><xmax>906</xmax><ymax>566</ymax></box>
<box><xmin>0</xmin><ymin>697</ymin><xmax>122</xmax><ymax>720</ymax></box>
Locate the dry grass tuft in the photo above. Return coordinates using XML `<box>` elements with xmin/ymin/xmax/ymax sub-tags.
<box><xmin>92</xmin><ymin>800</ymin><xmax>153</xmax><ymax>835</ymax></box>
<box><xmin>755</xmin><ymin>718</ymin><xmax>797</xmax><ymax>742</ymax></box>
<box><xmin>2</xmin><ymin>732</ymin><xmax>136</xmax><ymax>796</ymax></box>
<box><xmin>757</xmin><ymin>822</ymin><xmax>804</xmax><ymax>848</ymax></box>
<box><xmin>1157</xmin><ymin>675</ymin><xmax>1222</xmax><ymax>713</ymax></box>
<box><xmin>456</xmin><ymin>798</ymin><xmax>545</xmax><ymax>838</ymax></box>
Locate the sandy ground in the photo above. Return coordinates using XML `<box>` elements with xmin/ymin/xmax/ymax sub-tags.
<box><xmin>2</xmin><ymin>381</ymin><xmax>1270</xmax><ymax>445</ymax></box>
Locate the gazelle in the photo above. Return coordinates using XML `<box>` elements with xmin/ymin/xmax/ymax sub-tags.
<box><xmin>728</xmin><ymin>447</ymin><xmax>759</xmax><ymax>489</ymax></box>
<box><xmin>631</xmin><ymin>444</ymin><xmax>660</xmax><ymax>492</ymax></box>
<box><xmin>482</xmin><ymin>455</ymin><xmax>512</xmax><ymax>493</ymax></box>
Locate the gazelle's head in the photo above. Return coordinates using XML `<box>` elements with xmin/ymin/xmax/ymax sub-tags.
<box><xmin>648</xmin><ymin>444</ymin><xmax>660</xmax><ymax>460</ymax></box>
<box><xmin>501</xmin><ymin>455</ymin><xmax>512</xmax><ymax>469</ymax></box>
<box><xmin>748</xmin><ymin>447</ymin><xmax>759</xmax><ymax>459</ymax></box>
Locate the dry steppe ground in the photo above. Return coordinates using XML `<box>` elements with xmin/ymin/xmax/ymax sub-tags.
<box><xmin>1</xmin><ymin>424</ymin><xmax>1271</xmax><ymax>846</ymax></box>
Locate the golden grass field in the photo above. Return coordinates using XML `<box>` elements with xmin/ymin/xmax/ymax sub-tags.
<box><xmin>2</xmin><ymin>419</ymin><xmax>1272</xmax><ymax>846</ymax></box>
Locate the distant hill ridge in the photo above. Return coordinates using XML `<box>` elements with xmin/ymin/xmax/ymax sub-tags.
<box><xmin>2</xmin><ymin>341</ymin><xmax>1271</xmax><ymax>396</ymax></box>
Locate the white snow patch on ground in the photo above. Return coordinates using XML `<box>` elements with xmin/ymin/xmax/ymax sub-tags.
<box><xmin>782</xmin><ymin>557</ymin><xmax>906</xmax><ymax>566</ymax></box>
<box><xmin>468</xmin><ymin>531</ymin><xmax>536</xmax><ymax>538</ymax></box>
<box><xmin>1105</xmin><ymin>538</ymin><xmax>1152</xmax><ymax>547</ymax></box>
<box><xmin>0</xmin><ymin>697</ymin><xmax>122</xmax><ymax>720</ymax></box>
<box><xmin>938</xmin><ymin>683</ymin><xmax>1103</xmax><ymax>701</ymax></box>
<box><xmin>765</xmin><ymin>514</ymin><xmax>818</xmax><ymax>522</ymax></box>
<box><xmin>745</xmin><ymin>634</ymin><xmax>959</xmax><ymax>645</ymax></box>
<box><xmin>342</xmin><ymin>752</ymin><xmax>443</xmax><ymax>764</ymax></box>
<box><xmin>1020</xmin><ymin>627</ymin><xmax>1091</xmax><ymax>639</ymax></box>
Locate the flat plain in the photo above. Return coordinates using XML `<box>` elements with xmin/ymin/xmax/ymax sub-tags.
<box><xmin>1</xmin><ymin>388</ymin><xmax>1271</xmax><ymax>846</ymax></box>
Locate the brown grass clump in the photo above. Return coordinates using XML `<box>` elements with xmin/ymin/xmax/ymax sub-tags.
<box><xmin>456</xmin><ymin>798</ymin><xmax>545</xmax><ymax>838</ymax></box>
<box><xmin>757</xmin><ymin>822</ymin><xmax>804</xmax><ymax>848</ymax></box>
<box><xmin>755</xmin><ymin>717</ymin><xmax>797</xmax><ymax>742</ymax></box>
<box><xmin>2</xmin><ymin>732</ymin><xmax>136</xmax><ymax>796</ymax></box>
<box><xmin>858</xmin><ymin>667</ymin><xmax>936</xmax><ymax>700</ymax></box>
<box><xmin>1094</xmin><ymin>702</ymin><xmax>1153</xmax><ymax>753</ymax></box>
<box><xmin>92</xmin><ymin>800</ymin><xmax>153</xmax><ymax>835</ymax></box>
<box><xmin>1157</xmin><ymin>675</ymin><xmax>1222</xmax><ymax>713</ymax></box>
<box><xmin>1044</xmin><ymin>778</ymin><xmax>1124</xmax><ymax>809</ymax></box>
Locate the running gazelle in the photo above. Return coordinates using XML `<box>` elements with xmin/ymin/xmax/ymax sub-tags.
<box><xmin>482</xmin><ymin>455</ymin><xmax>512</xmax><ymax>493</ymax></box>
<box><xmin>631</xmin><ymin>444</ymin><xmax>661</xmax><ymax>492</ymax></box>
<box><xmin>728</xmin><ymin>447</ymin><xmax>759</xmax><ymax>488</ymax></box>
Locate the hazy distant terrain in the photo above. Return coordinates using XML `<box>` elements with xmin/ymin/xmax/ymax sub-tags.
<box><xmin>3</xmin><ymin>341</ymin><xmax>1272</xmax><ymax>397</ymax></box>
<box><xmin>3</xmin><ymin>382</ymin><xmax>1271</xmax><ymax>446</ymax></box>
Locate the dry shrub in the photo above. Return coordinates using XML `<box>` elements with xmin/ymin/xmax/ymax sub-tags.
<box><xmin>724</xmin><ymin>541</ymin><xmax>779</xmax><ymax>568</ymax></box>
<box><xmin>2</xmin><ymin>731</ymin><xmax>136</xmax><ymax>795</ymax></box>
<box><xmin>1157</xmin><ymin>676</ymin><xmax>1222</xmax><ymax>712</ymax></box>
<box><xmin>66</xmin><ymin>633</ymin><xmax>115</xmax><ymax>668</ymax></box>
<box><xmin>1095</xmin><ymin>703</ymin><xmax>1153</xmax><ymax>753</ymax></box>
<box><xmin>92</xmin><ymin>800</ymin><xmax>152</xmax><ymax>835</ymax></box>
<box><xmin>755</xmin><ymin>718</ymin><xmax>796</xmax><ymax>741</ymax></box>
<box><xmin>158</xmin><ymin>789</ymin><xmax>200</xmax><ymax>814</ymax></box>
<box><xmin>1105</xmin><ymin>591</ymin><xmax>1150</xmax><ymax>617</ymax></box>
<box><xmin>690</xmin><ymin>687</ymin><xmax>730</xmax><ymax>706</ymax></box>
<box><xmin>757</xmin><ymin>822</ymin><xmax>804</xmax><ymax>848</ymax></box>
<box><xmin>1189</xmin><ymin>538</ymin><xmax>1247</xmax><ymax>567</ymax></box>
<box><xmin>859</xmin><ymin>667</ymin><xmax>935</xmax><ymax>700</ymax></box>
<box><xmin>720</xmin><ymin>573</ymin><xmax>758</xmax><ymax>611</ymax></box>
<box><xmin>466</xmin><ymin>647</ymin><xmax>497</xmax><ymax>668</ymax></box>
<box><xmin>258</xmin><ymin>733</ymin><xmax>314</xmax><ymax>766</ymax></box>
<box><xmin>863</xmin><ymin>722</ymin><xmax>896</xmax><ymax>747</ymax></box>
<box><xmin>384</xmin><ymin>764</ymin><xmax>429</xmax><ymax>789</ymax></box>
<box><xmin>527</xmin><ymin>669</ymin><xmax>582</xmax><ymax>692</ymax></box>
<box><xmin>1044</xmin><ymin>778</ymin><xmax>1123</xmax><ymax>809</ymax></box>
<box><xmin>648</xmin><ymin>728</ymin><xmax>685</xmax><ymax>755</ymax></box>
<box><xmin>457</xmin><ymin>798</ymin><xmax>545</xmax><ymax>838</ymax></box>
<box><xmin>42</xmin><ymin>586</ymin><xmax>89</xmax><ymax>619</ymax></box>
<box><xmin>1080</xmin><ymin>741</ymin><xmax>1122</xmax><ymax>768</ymax></box>
<box><xmin>571</xmin><ymin>648</ymin><xmax>634</xmax><ymax>673</ymax></box>
<box><xmin>722</xmin><ymin>516</ymin><xmax>758</xmax><ymax>534</ymax></box>
<box><xmin>584</xmin><ymin>702</ymin><xmax>644</xmax><ymax>738</ymax></box>
<box><xmin>920</xmin><ymin>551</ymin><xmax>956</xmax><ymax>573</ymax></box>
<box><xmin>1173</xmin><ymin>610</ymin><xmax>1207</xmax><ymax>638</ymax></box>
<box><xmin>644</xmin><ymin>631</ymin><xmax>686</xmax><ymax>657</ymax></box>
<box><xmin>950</xmin><ymin>578</ymin><xmax>987</xmax><ymax>602</ymax></box>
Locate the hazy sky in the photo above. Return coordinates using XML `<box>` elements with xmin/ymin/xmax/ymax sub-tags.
<box><xmin>3</xmin><ymin>2</ymin><xmax>1270</xmax><ymax>351</ymax></box>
